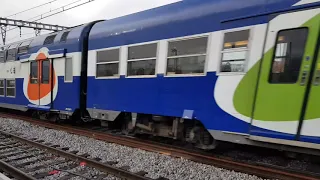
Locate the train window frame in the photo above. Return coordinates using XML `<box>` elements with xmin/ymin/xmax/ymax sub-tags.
<box><xmin>217</xmin><ymin>28</ymin><xmax>252</xmax><ymax>75</ymax></box>
<box><xmin>0</xmin><ymin>46</ymin><xmax>8</xmax><ymax>63</ymax></box>
<box><xmin>0</xmin><ymin>49</ymin><xmax>5</xmax><ymax>63</ymax></box>
<box><xmin>126</xmin><ymin>42</ymin><xmax>158</xmax><ymax>78</ymax></box>
<box><xmin>6</xmin><ymin>44</ymin><xmax>19</xmax><ymax>61</ymax></box>
<box><xmin>60</xmin><ymin>31</ymin><xmax>70</xmax><ymax>43</ymax></box>
<box><xmin>0</xmin><ymin>79</ymin><xmax>5</xmax><ymax>97</ymax></box>
<box><xmin>268</xmin><ymin>27</ymin><xmax>309</xmax><ymax>84</ymax></box>
<box><xmin>43</xmin><ymin>35</ymin><xmax>57</xmax><ymax>45</ymax></box>
<box><xmin>41</xmin><ymin>60</ymin><xmax>50</xmax><ymax>84</ymax></box>
<box><xmin>5</xmin><ymin>79</ymin><xmax>15</xmax><ymax>98</ymax></box>
<box><xmin>18</xmin><ymin>40</ymin><xmax>32</xmax><ymax>54</ymax></box>
<box><xmin>65</xmin><ymin>57</ymin><xmax>73</xmax><ymax>82</ymax></box>
<box><xmin>165</xmin><ymin>35</ymin><xmax>209</xmax><ymax>77</ymax></box>
<box><xmin>30</xmin><ymin>61</ymin><xmax>39</xmax><ymax>84</ymax></box>
<box><xmin>95</xmin><ymin>47</ymin><xmax>120</xmax><ymax>79</ymax></box>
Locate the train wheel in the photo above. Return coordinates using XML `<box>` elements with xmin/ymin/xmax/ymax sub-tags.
<box><xmin>48</xmin><ymin>113</ymin><xmax>60</xmax><ymax>123</ymax></box>
<box><xmin>188</xmin><ymin>126</ymin><xmax>217</xmax><ymax>150</ymax></box>
<box><xmin>31</xmin><ymin>111</ymin><xmax>39</xmax><ymax>119</ymax></box>
<box><xmin>121</xmin><ymin>118</ymin><xmax>135</xmax><ymax>136</ymax></box>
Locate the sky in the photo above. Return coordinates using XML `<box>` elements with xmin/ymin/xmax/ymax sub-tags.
<box><xmin>0</xmin><ymin>0</ymin><xmax>181</xmax><ymax>45</ymax></box>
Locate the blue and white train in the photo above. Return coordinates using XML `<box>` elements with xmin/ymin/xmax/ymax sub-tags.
<box><xmin>0</xmin><ymin>0</ymin><xmax>320</xmax><ymax>154</ymax></box>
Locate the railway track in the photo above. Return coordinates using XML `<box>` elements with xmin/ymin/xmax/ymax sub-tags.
<box><xmin>0</xmin><ymin>112</ymin><xmax>319</xmax><ymax>180</ymax></box>
<box><xmin>0</xmin><ymin>129</ymin><xmax>157</xmax><ymax>180</ymax></box>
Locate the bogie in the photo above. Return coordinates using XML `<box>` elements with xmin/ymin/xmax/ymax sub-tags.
<box><xmin>113</xmin><ymin>112</ymin><xmax>217</xmax><ymax>150</ymax></box>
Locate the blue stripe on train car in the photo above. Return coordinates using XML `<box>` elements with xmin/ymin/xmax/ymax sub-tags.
<box><xmin>57</xmin><ymin>76</ymin><xmax>81</xmax><ymax>112</ymax></box>
<box><xmin>53</xmin><ymin>76</ymin><xmax>81</xmax><ymax>112</ymax></box>
<box><xmin>86</xmin><ymin>72</ymin><xmax>313</xmax><ymax>142</ymax></box>
<box><xmin>86</xmin><ymin>72</ymin><xmax>247</xmax><ymax>132</ymax></box>
<box><xmin>0</xmin><ymin>79</ymin><xmax>29</xmax><ymax>106</ymax></box>
<box><xmin>27</xmin><ymin>104</ymin><xmax>51</xmax><ymax>111</ymax></box>
<box><xmin>0</xmin><ymin>77</ymin><xmax>80</xmax><ymax>113</ymax></box>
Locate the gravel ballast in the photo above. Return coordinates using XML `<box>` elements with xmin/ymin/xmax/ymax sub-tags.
<box><xmin>0</xmin><ymin>118</ymin><xmax>265</xmax><ymax>180</ymax></box>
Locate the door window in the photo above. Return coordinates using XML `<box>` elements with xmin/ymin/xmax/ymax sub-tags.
<box><xmin>30</xmin><ymin>61</ymin><xmax>38</xmax><ymax>84</ymax></box>
<box><xmin>65</xmin><ymin>57</ymin><xmax>73</xmax><ymax>82</ymax></box>
<box><xmin>269</xmin><ymin>28</ymin><xmax>308</xmax><ymax>83</ymax></box>
<box><xmin>41</xmin><ymin>60</ymin><xmax>50</xmax><ymax>84</ymax></box>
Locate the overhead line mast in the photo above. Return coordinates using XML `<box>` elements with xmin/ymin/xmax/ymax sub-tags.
<box><xmin>0</xmin><ymin>17</ymin><xmax>68</xmax><ymax>45</ymax></box>
<box><xmin>1</xmin><ymin>0</ymin><xmax>96</xmax><ymax>45</ymax></box>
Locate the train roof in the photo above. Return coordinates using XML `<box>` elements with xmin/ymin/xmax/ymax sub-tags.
<box><xmin>88</xmin><ymin>0</ymin><xmax>319</xmax><ymax>50</ymax></box>
<box><xmin>0</xmin><ymin>23</ymin><xmax>89</xmax><ymax>54</ymax></box>
<box><xmin>1</xmin><ymin>0</ymin><xmax>319</xmax><ymax>55</ymax></box>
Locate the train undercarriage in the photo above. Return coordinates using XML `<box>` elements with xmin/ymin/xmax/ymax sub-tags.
<box><xmin>28</xmin><ymin>109</ymin><xmax>217</xmax><ymax>150</ymax></box>
<box><xmin>110</xmin><ymin>113</ymin><xmax>217</xmax><ymax>150</ymax></box>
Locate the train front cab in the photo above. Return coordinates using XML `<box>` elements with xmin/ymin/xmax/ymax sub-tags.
<box><xmin>241</xmin><ymin>7</ymin><xmax>320</xmax><ymax>151</ymax></box>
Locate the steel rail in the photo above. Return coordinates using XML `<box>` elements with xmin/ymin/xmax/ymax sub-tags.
<box><xmin>0</xmin><ymin>159</ymin><xmax>36</xmax><ymax>180</ymax></box>
<box><xmin>0</xmin><ymin>113</ymin><xmax>319</xmax><ymax>180</ymax></box>
<box><xmin>0</xmin><ymin>129</ymin><xmax>151</xmax><ymax>180</ymax></box>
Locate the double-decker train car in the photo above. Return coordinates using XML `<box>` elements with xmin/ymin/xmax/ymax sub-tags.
<box><xmin>0</xmin><ymin>0</ymin><xmax>319</xmax><ymax>155</ymax></box>
<box><xmin>0</xmin><ymin>23</ymin><xmax>98</xmax><ymax>120</ymax></box>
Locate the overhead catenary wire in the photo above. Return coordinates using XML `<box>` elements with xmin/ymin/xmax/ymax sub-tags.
<box><xmin>1</xmin><ymin>0</ymin><xmax>96</xmax><ymax>45</ymax></box>
<box><xmin>27</xmin><ymin>0</ymin><xmax>84</xmax><ymax>22</ymax></box>
<box><xmin>5</xmin><ymin>0</ymin><xmax>96</xmax><ymax>33</ymax></box>
<box><xmin>4</xmin><ymin>0</ymin><xmax>60</xmax><ymax>18</ymax></box>
<box><xmin>6</xmin><ymin>32</ymin><xmax>37</xmax><ymax>43</ymax></box>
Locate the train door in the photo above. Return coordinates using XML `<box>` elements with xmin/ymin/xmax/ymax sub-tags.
<box><xmin>300</xmin><ymin>36</ymin><xmax>320</xmax><ymax>142</ymax></box>
<box><xmin>250</xmin><ymin>8</ymin><xmax>320</xmax><ymax>141</ymax></box>
<box><xmin>40</xmin><ymin>59</ymin><xmax>53</xmax><ymax>108</ymax></box>
<box><xmin>29</xmin><ymin>58</ymin><xmax>54</xmax><ymax>109</ymax></box>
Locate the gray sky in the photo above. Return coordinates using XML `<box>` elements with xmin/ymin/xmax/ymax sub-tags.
<box><xmin>1</xmin><ymin>0</ymin><xmax>180</xmax><ymax>45</ymax></box>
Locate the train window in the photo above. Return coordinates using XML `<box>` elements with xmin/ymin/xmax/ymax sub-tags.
<box><xmin>219</xmin><ymin>29</ymin><xmax>250</xmax><ymax>73</ymax></box>
<box><xmin>30</xmin><ymin>61</ymin><xmax>38</xmax><ymax>84</ymax></box>
<box><xmin>96</xmin><ymin>48</ymin><xmax>119</xmax><ymax>77</ymax></box>
<box><xmin>60</xmin><ymin>31</ymin><xmax>70</xmax><ymax>42</ymax></box>
<box><xmin>223</xmin><ymin>30</ymin><xmax>249</xmax><ymax>49</ymax></box>
<box><xmin>128</xmin><ymin>60</ymin><xmax>156</xmax><ymax>76</ymax></box>
<box><xmin>65</xmin><ymin>57</ymin><xmax>73</xmax><ymax>82</ymax></box>
<box><xmin>269</xmin><ymin>28</ymin><xmax>308</xmax><ymax>83</ymax></box>
<box><xmin>43</xmin><ymin>35</ymin><xmax>56</xmax><ymax>45</ymax></box>
<box><xmin>167</xmin><ymin>37</ymin><xmax>207</xmax><ymax>75</ymax></box>
<box><xmin>0</xmin><ymin>80</ymin><xmax>4</xmax><ymax>96</ymax></box>
<box><xmin>127</xmin><ymin>43</ymin><xmax>157</xmax><ymax>76</ymax></box>
<box><xmin>18</xmin><ymin>40</ymin><xmax>32</xmax><ymax>54</ymax></box>
<box><xmin>0</xmin><ymin>50</ymin><xmax>5</xmax><ymax>63</ymax></box>
<box><xmin>6</xmin><ymin>79</ymin><xmax>15</xmax><ymax>97</ymax></box>
<box><xmin>6</xmin><ymin>44</ymin><xmax>18</xmax><ymax>61</ymax></box>
<box><xmin>41</xmin><ymin>60</ymin><xmax>50</xmax><ymax>84</ymax></box>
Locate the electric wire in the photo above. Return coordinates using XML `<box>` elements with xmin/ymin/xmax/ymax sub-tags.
<box><xmin>1</xmin><ymin>0</ymin><xmax>96</xmax><ymax>45</ymax></box>
<box><xmin>5</xmin><ymin>0</ymin><xmax>95</xmax><ymax>32</ymax></box>
<box><xmin>4</xmin><ymin>0</ymin><xmax>60</xmax><ymax>18</ymax></box>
